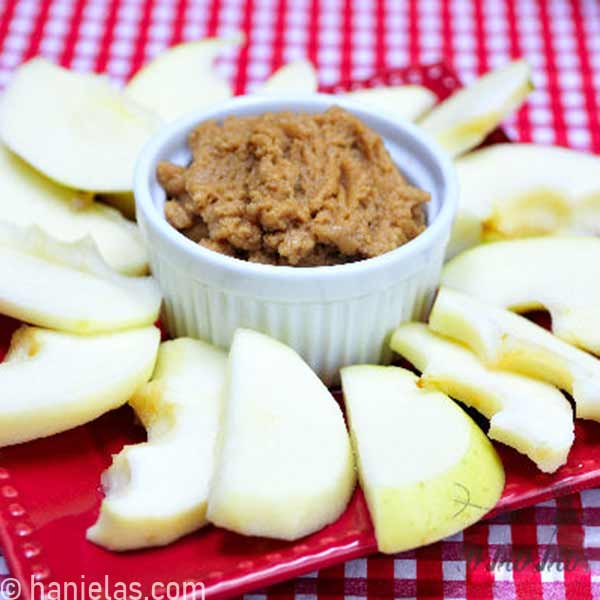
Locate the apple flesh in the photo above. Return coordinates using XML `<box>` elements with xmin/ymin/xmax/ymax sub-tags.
<box><xmin>340</xmin><ymin>86</ymin><xmax>437</xmax><ymax>122</ymax></box>
<box><xmin>207</xmin><ymin>329</ymin><xmax>355</xmax><ymax>541</ymax></box>
<box><xmin>87</xmin><ymin>338</ymin><xmax>227</xmax><ymax>551</ymax></box>
<box><xmin>430</xmin><ymin>287</ymin><xmax>600</xmax><ymax>422</ymax></box>
<box><xmin>341</xmin><ymin>365</ymin><xmax>504</xmax><ymax>553</ymax></box>
<box><xmin>0</xmin><ymin>144</ymin><xmax>147</xmax><ymax>275</ymax></box>
<box><xmin>256</xmin><ymin>60</ymin><xmax>318</xmax><ymax>95</ymax></box>
<box><xmin>0</xmin><ymin>223</ymin><xmax>161</xmax><ymax>334</ymax></box>
<box><xmin>442</xmin><ymin>237</ymin><xmax>600</xmax><ymax>355</ymax></box>
<box><xmin>390</xmin><ymin>323</ymin><xmax>574</xmax><ymax>473</ymax></box>
<box><xmin>0</xmin><ymin>58</ymin><xmax>160</xmax><ymax>193</ymax></box>
<box><xmin>125</xmin><ymin>36</ymin><xmax>242</xmax><ymax>122</ymax></box>
<box><xmin>447</xmin><ymin>143</ymin><xmax>600</xmax><ymax>258</ymax></box>
<box><xmin>418</xmin><ymin>60</ymin><xmax>532</xmax><ymax>158</ymax></box>
<box><xmin>0</xmin><ymin>325</ymin><xmax>159</xmax><ymax>447</ymax></box>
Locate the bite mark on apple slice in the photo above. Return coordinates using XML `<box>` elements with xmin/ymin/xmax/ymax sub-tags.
<box><xmin>390</xmin><ymin>323</ymin><xmax>574</xmax><ymax>473</ymax></box>
<box><xmin>442</xmin><ymin>237</ymin><xmax>600</xmax><ymax>356</ymax></box>
<box><xmin>430</xmin><ymin>288</ymin><xmax>600</xmax><ymax>421</ymax></box>
<box><xmin>87</xmin><ymin>338</ymin><xmax>227</xmax><ymax>551</ymax></box>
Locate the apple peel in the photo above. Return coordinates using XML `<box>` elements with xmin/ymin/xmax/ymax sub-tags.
<box><xmin>341</xmin><ymin>364</ymin><xmax>504</xmax><ymax>553</ymax></box>
<box><xmin>391</xmin><ymin>323</ymin><xmax>574</xmax><ymax>473</ymax></box>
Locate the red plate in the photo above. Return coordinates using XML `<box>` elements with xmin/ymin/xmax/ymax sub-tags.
<box><xmin>2</xmin><ymin>64</ymin><xmax>600</xmax><ymax>600</ymax></box>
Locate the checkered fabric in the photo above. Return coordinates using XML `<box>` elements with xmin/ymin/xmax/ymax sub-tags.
<box><xmin>0</xmin><ymin>0</ymin><xmax>599</xmax><ymax>598</ymax></box>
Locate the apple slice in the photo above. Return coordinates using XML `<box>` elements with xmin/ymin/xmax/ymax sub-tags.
<box><xmin>256</xmin><ymin>60</ymin><xmax>318</xmax><ymax>95</ymax></box>
<box><xmin>87</xmin><ymin>338</ymin><xmax>227</xmax><ymax>551</ymax></box>
<box><xmin>0</xmin><ymin>325</ymin><xmax>159</xmax><ymax>447</ymax></box>
<box><xmin>207</xmin><ymin>328</ymin><xmax>355</xmax><ymax>541</ymax></box>
<box><xmin>0</xmin><ymin>58</ymin><xmax>160</xmax><ymax>193</ymax></box>
<box><xmin>0</xmin><ymin>223</ymin><xmax>161</xmax><ymax>334</ymax></box>
<box><xmin>0</xmin><ymin>144</ymin><xmax>147</xmax><ymax>274</ymax></box>
<box><xmin>390</xmin><ymin>323</ymin><xmax>574</xmax><ymax>473</ymax></box>
<box><xmin>418</xmin><ymin>60</ymin><xmax>532</xmax><ymax>158</ymax></box>
<box><xmin>430</xmin><ymin>287</ymin><xmax>600</xmax><ymax>422</ymax></box>
<box><xmin>125</xmin><ymin>36</ymin><xmax>243</xmax><ymax>122</ymax></box>
<box><xmin>442</xmin><ymin>237</ymin><xmax>600</xmax><ymax>354</ymax></box>
<box><xmin>341</xmin><ymin>365</ymin><xmax>504</xmax><ymax>553</ymax></box>
<box><xmin>96</xmin><ymin>192</ymin><xmax>136</xmax><ymax>220</ymax></box>
<box><xmin>447</xmin><ymin>143</ymin><xmax>600</xmax><ymax>257</ymax></box>
<box><xmin>340</xmin><ymin>86</ymin><xmax>437</xmax><ymax>122</ymax></box>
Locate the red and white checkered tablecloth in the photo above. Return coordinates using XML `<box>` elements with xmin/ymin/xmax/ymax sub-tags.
<box><xmin>1</xmin><ymin>0</ymin><xmax>600</xmax><ymax>598</ymax></box>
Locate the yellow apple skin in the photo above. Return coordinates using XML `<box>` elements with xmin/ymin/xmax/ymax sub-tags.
<box><xmin>447</xmin><ymin>143</ymin><xmax>600</xmax><ymax>258</ymax></box>
<box><xmin>430</xmin><ymin>287</ymin><xmax>600</xmax><ymax>422</ymax></box>
<box><xmin>87</xmin><ymin>338</ymin><xmax>227</xmax><ymax>551</ymax></box>
<box><xmin>125</xmin><ymin>36</ymin><xmax>242</xmax><ymax>122</ymax></box>
<box><xmin>0</xmin><ymin>223</ymin><xmax>161</xmax><ymax>334</ymax></box>
<box><xmin>442</xmin><ymin>237</ymin><xmax>600</xmax><ymax>355</ymax></box>
<box><xmin>418</xmin><ymin>60</ymin><xmax>533</xmax><ymax>158</ymax></box>
<box><xmin>0</xmin><ymin>58</ymin><xmax>160</xmax><ymax>193</ymax></box>
<box><xmin>0</xmin><ymin>326</ymin><xmax>160</xmax><ymax>447</ymax></box>
<box><xmin>390</xmin><ymin>323</ymin><xmax>574</xmax><ymax>473</ymax></box>
<box><xmin>341</xmin><ymin>365</ymin><xmax>504</xmax><ymax>554</ymax></box>
<box><xmin>0</xmin><ymin>144</ymin><xmax>147</xmax><ymax>275</ymax></box>
<box><xmin>207</xmin><ymin>329</ymin><xmax>356</xmax><ymax>541</ymax></box>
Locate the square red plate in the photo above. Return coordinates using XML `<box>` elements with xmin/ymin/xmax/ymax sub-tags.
<box><xmin>1</xmin><ymin>64</ymin><xmax>600</xmax><ymax>600</ymax></box>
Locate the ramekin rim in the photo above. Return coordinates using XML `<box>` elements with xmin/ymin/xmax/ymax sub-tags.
<box><xmin>134</xmin><ymin>93</ymin><xmax>458</xmax><ymax>283</ymax></box>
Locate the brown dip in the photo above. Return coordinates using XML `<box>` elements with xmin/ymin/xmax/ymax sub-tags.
<box><xmin>159</xmin><ymin>107</ymin><xmax>429</xmax><ymax>266</ymax></box>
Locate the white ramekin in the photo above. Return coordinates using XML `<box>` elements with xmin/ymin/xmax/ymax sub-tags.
<box><xmin>135</xmin><ymin>95</ymin><xmax>457</xmax><ymax>385</ymax></box>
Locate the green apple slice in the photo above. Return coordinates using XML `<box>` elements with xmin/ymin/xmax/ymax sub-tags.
<box><xmin>0</xmin><ymin>223</ymin><xmax>161</xmax><ymax>334</ymax></box>
<box><xmin>256</xmin><ymin>60</ymin><xmax>318</xmax><ymax>95</ymax></box>
<box><xmin>341</xmin><ymin>365</ymin><xmax>504</xmax><ymax>553</ymax></box>
<box><xmin>88</xmin><ymin>338</ymin><xmax>227</xmax><ymax>551</ymax></box>
<box><xmin>0</xmin><ymin>144</ymin><xmax>146</xmax><ymax>274</ymax></box>
<box><xmin>340</xmin><ymin>86</ymin><xmax>437</xmax><ymax>122</ymax></box>
<box><xmin>0</xmin><ymin>325</ymin><xmax>159</xmax><ymax>447</ymax></box>
<box><xmin>442</xmin><ymin>237</ymin><xmax>600</xmax><ymax>354</ymax></box>
<box><xmin>447</xmin><ymin>143</ymin><xmax>600</xmax><ymax>258</ymax></box>
<box><xmin>418</xmin><ymin>60</ymin><xmax>533</xmax><ymax>158</ymax></box>
<box><xmin>125</xmin><ymin>36</ymin><xmax>242</xmax><ymax>122</ymax></box>
<box><xmin>0</xmin><ymin>58</ymin><xmax>160</xmax><ymax>193</ymax></box>
<box><xmin>390</xmin><ymin>323</ymin><xmax>574</xmax><ymax>473</ymax></box>
<box><xmin>430</xmin><ymin>287</ymin><xmax>600</xmax><ymax>421</ymax></box>
<box><xmin>207</xmin><ymin>329</ymin><xmax>355</xmax><ymax>541</ymax></box>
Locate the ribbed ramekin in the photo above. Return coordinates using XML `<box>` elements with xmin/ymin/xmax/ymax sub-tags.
<box><xmin>135</xmin><ymin>95</ymin><xmax>457</xmax><ymax>385</ymax></box>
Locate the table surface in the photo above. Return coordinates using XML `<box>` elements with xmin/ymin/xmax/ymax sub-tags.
<box><xmin>0</xmin><ymin>0</ymin><xmax>599</xmax><ymax>599</ymax></box>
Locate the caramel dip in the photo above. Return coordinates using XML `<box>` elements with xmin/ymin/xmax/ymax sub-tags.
<box><xmin>158</xmin><ymin>107</ymin><xmax>429</xmax><ymax>266</ymax></box>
